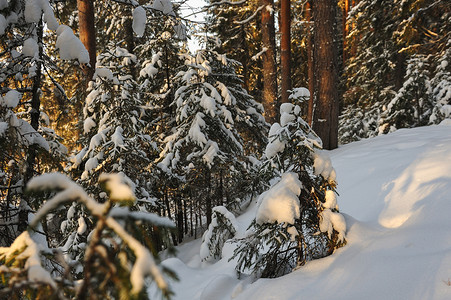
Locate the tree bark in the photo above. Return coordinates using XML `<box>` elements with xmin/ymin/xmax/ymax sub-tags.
<box><xmin>342</xmin><ymin>0</ymin><xmax>350</xmax><ymax>64</ymax></box>
<box><xmin>280</xmin><ymin>0</ymin><xmax>291</xmax><ymax>104</ymax></box>
<box><xmin>261</xmin><ymin>0</ymin><xmax>278</xmax><ymax>123</ymax></box>
<box><xmin>25</xmin><ymin>20</ymin><xmax>43</xmax><ymax>184</ymax></box>
<box><xmin>312</xmin><ymin>0</ymin><xmax>339</xmax><ymax>150</ymax></box>
<box><xmin>77</xmin><ymin>0</ymin><xmax>97</xmax><ymax>84</ymax></box>
<box><xmin>206</xmin><ymin>168</ymin><xmax>212</xmax><ymax>225</ymax></box>
<box><xmin>306</xmin><ymin>1</ymin><xmax>314</xmax><ymax>125</ymax></box>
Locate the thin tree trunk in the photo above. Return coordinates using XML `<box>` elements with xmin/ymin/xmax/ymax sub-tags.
<box><xmin>342</xmin><ymin>0</ymin><xmax>350</xmax><ymax>64</ymax></box>
<box><xmin>25</xmin><ymin>20</ymin><xmax>43</xmax><ymax>184</ymax></box>
<box><xmin>280</xmin><ymin>0</ymin><xmax>291</xmax><ymax>104</ymax></box>
<box><xmin>190</xmin><ymin>198</ymin><xmax>193</xmax><ymax>236</ymax></box>
<box><xmin>312</xmin><ymin>0</ymin><xmax>339</xmax><ymax>150</ymax></box>
<box><xmin>261</xmin><ymin>0</ymin><xmax>278</xmax><ymax>123</ymax></box>
<box><xmin>77</xmin><ymin>0</ymin><xmax>97</xmax><ymax>84</ymax></box>
<box><xmin>205</xmin><ymin>169</ymin><xmax>212</xmax><ymax>225</ymax></box>
<box><xmin>176</xmin><ymin>195</ymin><xmax>183</xmax><ymax>243</ymax></box>
<box><xmin>183</xmin><ymin>199</ymin><xmax>188</xmax><ymax>235</ymax></box>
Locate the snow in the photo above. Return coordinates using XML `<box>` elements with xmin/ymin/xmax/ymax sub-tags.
<box><xmin>0</xmin><ymin>89</ymin><xmax>21</xmax><ymax>108</ymax></box>
<box><xmin>111</xmin><ymin>126</ymin><xmax>126</xmax><ymax>150</ymax></box>
<box><xmin>255</xmin><ymin>172</ymin><xmax>302</xmax><ymax>225</ymax></box>
<box><xmin>98</xmin><ymin>173</ymin><xmax>135</xmax><ymax>202</ymax></box>
<box><xmin>152</xmin><ymin>125</ymin><xmax>451</xmax><ymax>300</ymax></box>
<box><xmin>0</xmin><ymin>231</ymin><xmax>56</xmax><ymax>289</ymax></box>
<box><xmin>188</xmin><ymin>113</ymin><xmax>207</xmax><ymax>146</ymax></box>
<box><xmin>27</xmin><ymin>173</ymin><xmax>104</xmax><ymax>223</ymax></box>
<box><xmin>23</xmin><ymin>37</ymin><xmax>39</xmax><ymax>57</ymax></box>
<box><xmin>94</xmin><ymin>67</ymin><xmax>114</xmax><ymax>80</ymax></box>
<box><xmin>24</xmin><ymin>0</ymin><xmax>59</xmax><ymax>30</ymax></box>
<box><xmin>0</xmin><ymin>0</ymin><xmax>7</xmax><ymax>10</ymax></box>
<box><xmin>109</xmin><ymin>207</ymin><xmax>175</xmax><ymax>228</ymax></box>
<box><xmin>151</xmin><ymin>0</ymin><xmax>175</xmax><ymax>16</ymax></box>
<box><xmin>83</xmin><ymin>117</ymin><xmax>96</xmax><ymax>134</ymax></box>
<box><xmin>132</xmin><ymin>6</ymin><xmax>146</xmax><ymax>37</ymax></box>
<box><xmin>77</xmin><ymin>216</ymin><xmax>87</xmax><ymax>234</ymax></box>
<box><xmin>105</xmin><ymin>217</ymin><xmax>169</xmax><ymax>295</ymax></box>
<box><xmin>202</xmin><ymin>141</ymin><xmax>219</xmax><ymax>167</ymax></box>
<box><xmin>0</xmin><ymin>14</ymin><xmax>6</xmax><ymax>35</ymax></box>
<box><xmin>13</xmin><ymin>118</ymin><xmax>50</xmax><ymax>151</ymax></box>
<box><xmin>313</xmin><ymin>150</ymin><xmax>336</xmax><ymax>183</ymax></box>
<box><xmin>84</xmin><ymin>156</ymin><xmax>98</xmax><ymax>172</ymax></box>
<box><xmin>264</xmin><ymin>123</ymin><xmax>285</xmax><ymax>159</ymax></box>
<box><xmin>0</xmin><ymin>122</ymin><xmax>7</xmax><ymax>136</ymax></box>
<box><xmin>289</xmin><ymin>87</ymin><xmax>310</xmax><ymax>100</ymax></box>
<box><xmin>24</xmin><ymin>0</ymin><xmax>42</xmax><ymax>24</ymax></box>
<box><xmin>56</xmin><ymin>25</ymin><xmax>89</xmax><ymax>64</ymax></box>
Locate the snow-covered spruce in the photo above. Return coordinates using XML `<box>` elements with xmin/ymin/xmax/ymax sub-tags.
<box><xmin>200</xmin><ymin>206</ymin><xmax>238</xmax><ymax>262</ymax></box>
<box><xmin>379</xmin><ymin>55</ymin><xmax>433</xmax><ymax>134</ymax></box>
<box><xmin>0</xmin><ymin>172</ymin><xmax>175</xmax><ymax>298</ymax></box>
<box><xmin>156</xmin><ymin>49</ymin><xmax>268</xmax><ymax>229</ymax></box>
<box><xmin>429</xmin><ymin>44</ymin><xmax>451</xmax><ymax>124</ymax></box>
<box><xmin>70</xmin><ymin>45</ymin><xmax>157</xmax><ymax>205</ymax></box>
<box><xmin>0</xmin><ymin>0</ymin><xmax>80</xmax><ymax>245</ymax></box>
<box><xmin>232</xmin><ymin>101</ymin><xmax>346</xmax><ymax>278</ymax></box>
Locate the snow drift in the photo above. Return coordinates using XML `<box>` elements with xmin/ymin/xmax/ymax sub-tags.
<box><xmin>152</xmin><ymin>124</ymin><xmax>451</xmax><ymax>300</ymax></box>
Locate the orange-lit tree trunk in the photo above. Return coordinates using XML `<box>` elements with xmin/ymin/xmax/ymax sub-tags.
<box><xmin>77</xmin><ymin>0</ymin><xmax>97</xmax><ymax>84</ymax></box>
<box><xmin>261</xmin><ymin>0</ymin><xmax>278</xmax><ymax>123</ymax></box>
<box><xmin>306</xmin><ymin>1</ymin><xmax>314</xmax><ymax>125</ymax></box>
<box><xmin>280</xmin><ymin>0</ymin><xmax>291</xmax><ymax>104</ymax></box>
<box><xmin>342</xmin><ymin>0</ymin><xmax>350</xmax><ymax>63</ymax></box>
<box><xmin>312</xmin><ymin>0</ymin><xmax>339</xmax><ymax>150</ymax></box>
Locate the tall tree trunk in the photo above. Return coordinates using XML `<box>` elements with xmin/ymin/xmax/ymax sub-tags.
<box><xmin>312</xmin><ymin>0</ymin><xmax>339</xmax><ymax>150</ymax></box>
<box><xmin>124</xmin><ymin>17</ymin><xmax>136</xmax><ymax>79</ymax></box>
<box><xmin>77</xmin><ymin>0</ymin><xmax>97</xmax><ymax>84</ymax></box>
<box><xmin>176</xmin><ymin>195</ymin><xmax>183</xmax><ymax>243</ymax></box>
<box><xmin>342</xmin><ymin>0</ymin><xmax>350</xmax><ymax>64</ymax></box>
<box><xmin>261</xmin><ymin>0</ymin><xmax>278</xmax><ymax>123</ymax></box>
<box><xmin>205</xmin><ymin>168</ymin><xmax>212</xmax><ymax>225</ymax></box>
<box><xmin>280</xmin><ymin>0</ymin><xmax>291</xmax><ymax>104</ymax></box>
<box><xmin>306</xmin><ymin>1</ymin><xmax>315</xmax><ymax>125</ymax></box>
<box><xmin>183</xmin><ymin>199</ymin><xmax>188</xmax><ymax>235</ymax></box>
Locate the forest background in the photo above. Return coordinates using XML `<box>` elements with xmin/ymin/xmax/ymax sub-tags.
<box><xmin>0</xmin><ymin>0</ymin><xmax>450</xmax><ymax>298</ymax></box>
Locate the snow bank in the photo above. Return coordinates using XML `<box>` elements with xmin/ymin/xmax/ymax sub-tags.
<box><xmin>159</xmin><ymin>125</ymin><xmax>451</xmax><ymax>300</ymax></box>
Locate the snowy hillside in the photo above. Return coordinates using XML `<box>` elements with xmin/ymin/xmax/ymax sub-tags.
<box><xmin>153</xmin><ymin>123</ymin><xmax>451</xmax><ymax>300</ymax></box>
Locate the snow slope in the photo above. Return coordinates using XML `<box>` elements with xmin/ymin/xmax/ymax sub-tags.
<box><xmin>153</xmin><ymin>124</ymin><xmax>451</xmax><ymax>300</ymax></box>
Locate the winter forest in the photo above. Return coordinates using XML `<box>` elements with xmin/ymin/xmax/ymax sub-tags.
<box><xmin>0</xmin><ymin>0</ymin><xmax>450</xmax><ymax>298</ymax></box>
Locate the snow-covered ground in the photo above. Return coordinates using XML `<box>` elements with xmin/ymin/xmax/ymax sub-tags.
<box><xmin>153</xmin><ymin>124</ymin><xmax>451</xmax><ymax>300</ymax></box>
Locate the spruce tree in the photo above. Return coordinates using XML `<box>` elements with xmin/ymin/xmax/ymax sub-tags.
<box><xmin>232</xmin><ymin>99</ymin><xmax>346</xmax><ymax>278</ymax></box>
<box><xmin>157</xmin><ymin>48</ymin><xmax>267</xmax><ymax>232</ymax></box>
<box><xmin>379</xmin><ymin>55</ymin><xmax>433</xmax><ymax>133</ymax></box>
